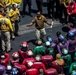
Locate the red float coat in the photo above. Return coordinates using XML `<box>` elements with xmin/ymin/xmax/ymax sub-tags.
<box><xmin>0</xmin><ymin>53</ymin><xmax>9</xmax><ymax>67</ymax></box>
<box><xmin>33</xmin><ymin>62</ymin><xmax>46</xmax><ymax>72</ymax></box>
<box><xmin>42</xmin><ymin>55</ymin><xmax>53</xmax><ymax>69</ymax></box>
<box><xmin>22</xmin><ymin>57</ymin><xmax>36</xmax><ymax>68</ymax></box>
<box><xmin>67</xmin><ymin>2</ymin><xmax>76</xmax><ymax>15</ymax></box>
<box><xmin>14</xmin><ymin>63</ymin><xmax>26</xmax><ymax>75</ymax></box>
<box><xmin>45</xmin><ymin>68</ymin><xmax>58</xmax><ymax>75</ymax></box>
<box><xmin>26</xmin><ymin>68</ymin><xmax>38</xmax><ymax>75</ymax></box>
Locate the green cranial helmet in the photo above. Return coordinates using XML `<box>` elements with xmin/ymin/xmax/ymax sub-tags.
<box><xmin>62</xmin><ymin>48</ymin><xmax>68</xmax><ymax>54</ymax></box>
<box><xmin>37</xmin><ymin>39</ymin><xmax>42</xmax><ymax>45</ymax></box>
<box><xmin>45</xmin><ymin>41</ymin><xmax>51</xmax><ymax>46</ymax></box>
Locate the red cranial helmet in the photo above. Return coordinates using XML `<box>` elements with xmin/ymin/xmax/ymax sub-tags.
<box><xmin>21</xmin><ymin>41</ymin><xmax>28</xmax><ymax>47</ymax></box>
<box><xmin>12</xmin><ymin>52</ymin><xmax>19</xmax><ymax>59</ymax></box>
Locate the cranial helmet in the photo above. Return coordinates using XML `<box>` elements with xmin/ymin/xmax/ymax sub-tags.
<box><xmin>47</xmin><ymin>36</ymin><xmax>53</xmax><ymax>42</ymax></box>
<box><xmin>0</xmin><ymin>52</ymin><xmax>5</xmax><ymax>59</ymax></box>
<box><xmin>35</xmin><ymin>55</ymin><xmax>41</xmax><ymax>61</ymax></box>
<box><xmin>0</xmin><ymin>55</ymin><xmax>5</xmax><ymax>59</ymax></box>
<box><xmin>48</xmin><ymin>38</ymin><xmax>52</xmax><ymax>42</ymax></box>
<box><xmin>45</xmin><ymin>41</ymin><xmax>51</xmax><ymax>46</ymax></box>
<box><xmin>12</xmin><ymin>3</ymin><xmax>18</xmax><ymax>7</ymax></box>
<box><xmin>6</xmin><ymin>65</ymin><xmax>12</xmax><ymax>71</ymax></box>
<box><xmin>68</xmin><ymin>32</ymin><xmax>74</xmax><ymax>37</ymax></box>
<box><xmin>27</xmin><ymin>50</ymin><xmax>33</xmax><ymax>56</ymax></box>
<box><xmin>12</xmin><ymin>52</ymin><xmax>19</xmax><ymax>58</ymax></box>
<box><xmin>12</xmin><ymin>67</ymin><xmax>18</xmax><ymax>75</ymax></box>
<box><xmin>37</xmin><ymin>39</ymin><xmax>42</xmax><ymax>45</ymax></box>
<box><xmin>21</xmin><ymin>41</ymin><xmax>28</xmax><ymax>47</ymax></box>
<box><xmin>59</xmin><ymin>35</ymin><xmax>65</xmax><ymax>41</ymax></box>
<box><xmin>62</xmin><ymin>48</ymin><xmax>68</xmax><ymax>55</ymax></box>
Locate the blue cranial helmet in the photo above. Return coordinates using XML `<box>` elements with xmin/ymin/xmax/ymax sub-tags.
<box><xmin>59</xmin><ymin>35</ymin><xmax>65</xmax><ymax>41</ymax></box>
<box><xmin>12</xmin><ymin>68</ymin><xmax>18</xmax><ymax>75</ymax></box>
<box><xmin>48</xmin><ymin>37</ymin><xmax>52</xmax><ymax>42</ymax></box>
<box><xmin>47</xmin><ymin>36</ymin><xmax>53</xmax><ymax>42</ymax></box>
<box><xmin>68</xmin><ymin>32</ymin><xmax>74</xmax><ymax>37</ymax></box>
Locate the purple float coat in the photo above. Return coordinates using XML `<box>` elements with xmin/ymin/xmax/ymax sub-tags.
<box><xmin>57</xmin><ymin>41</ymin><xmax>69</xmax><ymax>55</ymax></box>
<box><xmin>68</xmin><ymin>39</ymin><xmax>76</xmax><ymax>52</ymax></box>
<box><xmin>0</xmin><ymin>65</ymin><xmax>6</xmax><ymax>75</ymax></box>
<box><xmin>50</xmin><ymin>42</ymin><xmax>56</xmax><ymax>48</ymax></box>
<box><xmin>69</xmin><ymin>28</ymin><xmax>76</xmax><ymax>35</ymax></box>
<box><xmin>54</xmin><ymin>38</ymin><xmax>59</xmax><ymax>44</ymax></box>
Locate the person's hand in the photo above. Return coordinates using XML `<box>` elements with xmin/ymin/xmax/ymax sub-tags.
<box><xmin>51</xmin><ymin>21</ymin><xmax>54</xmax><ymax>25</ymax></box>
<box><xmin>16</xmin><ymin>12</ymin><xmax>19</xmax><ymax>15</ymax></box>
<box><xmin>12</xmin><ymin>12</ymin><xmax>16</xmax><ymax>16</ymax></box>
<box><xmin>11</xmin><ymin>33</ymin><xmax>15</xmax><ymax>41</ymax></box>
<box><xmin>1</xmin><ymin>60</ymin><xmax>5</xmax><ymax>63</ymax></box>
<box><xmin>12</xmin><ymin>36</ymin><xmax>15</xmax><ymax>40</ymax></box>
<box><xmin>68</xmin><ymin>13</ymin><xmax>71</xmax><ymax>15</ymax></box>
<box><xmin>66</xmin><ymin>6</ymin><xmax>68</xmax><ymax>8</ymax></box>
<box><xmin>26</xmin><ymin>23</ymin><xmax>33</xmax><ymax>27</ymax></box>
<box><xmin>50</xmin><ymin>21</ymin><xmax>54</xmax><ymax>28</ymax></box>
<box><xmin>26</xmin><ymin>24</ymin><xmax>31</xmax><ymax>27</ymax></box>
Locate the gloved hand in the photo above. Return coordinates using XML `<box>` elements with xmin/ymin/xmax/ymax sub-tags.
<box><xmin>11</xmin><ymin>33</ymin><xmax>15</xmax><ymax>41</ymax></box>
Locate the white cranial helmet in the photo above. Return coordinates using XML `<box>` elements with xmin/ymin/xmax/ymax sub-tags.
<box><xmin>35</xmin><ymin>55</ymin><xmax>41</xmax><ymax>61</ymax></box>
<box><xmin>1</xmin><ymin>55</ymin><xmax>5</xmax><ymax>59</ymax></box>
<box><xmin>6</xmin><ymin>65</ymin><xmax>12</xmax><ymax>70</ymax></box>
<box><xmin>27</xmin><ymin>50</ymin><xmax>33</xmax><ymax>56</ymax></box>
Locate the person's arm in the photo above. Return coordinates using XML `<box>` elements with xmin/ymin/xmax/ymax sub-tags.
<box><xmin>33</xmin><ymin>48</ymin><xmax>36</xmax><ymax>57</ymax></box>
<box><xmin>16</xmin><ymin>8</ymin><xmax>21</xmax><ymax>22</ymax></box>
<box><xmin>63</xmin><ymin>0</ymin><xmax>68</xmax><ymax>8</ymax></box>
<box><xmin>8</xmin><ymin>19</ymin><xmax>14</xmax><ymax>32</ymax></box>
<box><xmin>27</xmin><ymin>18</ymin><xmax>36</xmax><ymax>26</ymax></box>
<box><xmin>67</xmin><ymin>5</ymin><xmax>70</xmax><ymax>15</ymax></box>
<box><xmin>16</xmin><ymin>8</ymin><xmax>20</xmax><ymax>16</ymax></box>
<box><xmin>22</xmin><ymin>59</ymin><xmax>26</xmax><ymax>65</ymax></box>
<box><xmin>70</xmin><ymin>3</ymin><xmax>76</xmax><ymax>15</ymax></box>
<box><xmin>4</xmin><ymin>54</ymin><xmax>9</xmax><ymax>65</ymax></box>
<box><xmin>8</xmin><ymin>9</ymin><xmax>16</xmax><ymax>18</ymax></box>
<box><xmin>57</xmin><ymin>45</ymin><xmax>62</xmax><ymax>55</ymax></box>
<box><xmin>69</xmin><ymin>55</ymin><xmax>72</xmax><ymax>66</ymax></box>
<box><xmin>69</xmin><ymin>63</ymin><xmax>73</xmax><ymax>74</ymax></box>
<box><xmin>44</xmin><ymin>16</ymin><xmax>52</xmax><ymax>25</ymax></box>
<box><xmin>3</xmin><ymin>68</ymin><xmax>6</xmax><ymax>75</ymax></box>
<box><xmin>70</xmin><ymin>8</ymin><xmax>76</xmax><ymax>15</ymax></box>
<box><xmin>27</xmin><ymin>22</ymin><xmax>34</xmax><ymax>27</ymax></box>
<box><xmin>66</xmin><ymin>41</ymin><xmax>69</xmax><ymax>51</ymax></box>
<box><xmin>0</xmin><ymin>2</ymin><xmax>3</xmax><ymax>7</ymax></box>
<box><xmin>42</xmin><ymin>63</ymin><xmax>46</xmax><ymax>72</ymax></box>
<box><xmin>46</xmin><ymin>21</ymin><xmax>52</xmax><ymax>25</ymax></box>
<box><xmin>8</xmin><ymin>19</ymin><xmax>15</xmax><ymax>40</ymax></box>
<box><xmin>6</xmin><ymin>0</ymin><xmax>11</xmax><ymax>7</ymax></box>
